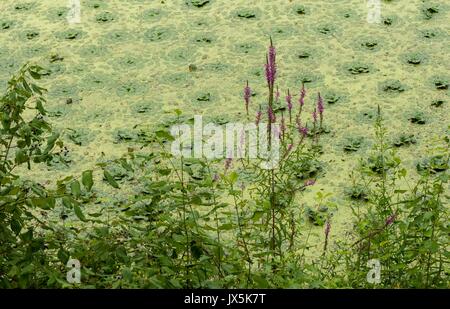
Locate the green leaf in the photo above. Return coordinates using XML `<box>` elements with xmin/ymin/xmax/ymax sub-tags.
<box><xmin>15</xmin><ymin>149</ymin><xmax>28</xmax><ymax>165</ymax></box>
<box><xmin>70</xmin><ymin>180</ymin><xmax>81</xmax><ymax>197</ymax></box>
<box><xmin>73</xmin><ymin>203</ymin><xmax>87</xmax><ymax>221</ymax></box>
<box><xmin>82</xmin><ymin>170</ymin><xmax>94</xmax><ymax>192</ymax></box>
<box><xmin>104</xmin><ymin>170</ymin><xmax>119</xmax><ymax>188</ymax></box>
<box><xmin>10</xmin><ymin>219</ymin><xmax>21</xmax><ymax>235</ymax></box>
<box><xmin>155</xmin><ymin>130</ymin><xmax>175</xmax><ymax>141</ymax></box>
<box><xmin>29</xmin><ymin>70</ymin><xmax>41</xmax><ymax>80</ymax></box>
<box><xmin>229</xmin><ymin>171</ymin><xmax>238</xmax><ymax>184</ymax></box>
<box><xmin>218</xmin><ymin>223</ymin><xmax>234</xmax><ymax>230</ymax></box>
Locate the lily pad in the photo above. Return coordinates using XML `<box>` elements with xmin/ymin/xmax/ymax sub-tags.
<box><xmin>393</xmin><ymin>134</ymin><xmax>416</xmax><ymax>147</ymax></box>
<box><xmin>408</xmin><ymin>112</ymin><xmax>427</xmax><ymax>125</ymax></box>
<box><xmin>144</xmin><ymin>27</ymin><xmax>173</xmax><ymax>42</ymax></box>
<box><xmin>96</xmin><ymin>12</ymin><xmax>115</xmax><ymax>23</ymax></box>
<box><xmin>379</xmin><ymin>79</ymin><xmax>406</xmax><ymax>93</ymax></box>
<box><xmin>417</xmin><ymin>155</ymin><xmax>448</xmax><ymax>174</ymax></box>
<box><xmin>343</xmin><ymin>137</ymin><xmax>364</xmax><ymax>152</ymax></box>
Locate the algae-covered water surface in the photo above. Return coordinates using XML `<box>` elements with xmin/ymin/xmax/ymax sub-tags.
<box><xmin>0</xmin><ymin>0</ymin><xmax>449</xmax><ymax>291</ymax></box>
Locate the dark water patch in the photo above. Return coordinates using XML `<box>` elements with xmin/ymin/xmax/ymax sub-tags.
<box><xmin>186</xmin><ymin>0</ymin><xmax>211</xmax><ymax>8</ymax></box>
<box><xmin>0</xmin><ymin>20</ymin><xmax>15</xmax><ymax>31</ymax></box>
<box><xmin>431</xmin><ymin>99</ymin><xmax>445</xmax><ymax>107</ymax></box>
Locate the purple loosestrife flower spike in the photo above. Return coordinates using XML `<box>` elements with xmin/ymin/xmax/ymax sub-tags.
<box><xmin>244</xmin><ymin>80</ymin><xmax>251</xmax><ymax>116</ymax></box>
<box><xmin>317</xmin><ymin>92</ymin><xmax>324</xmax><ymax>115</ymax></box>
<box><xmin>299</xmin><ymin>84</ymin><xmax>306</xmax><ymax>107</ymax></box>
<box><xmin>300</xmin><ymin>126</ymin><xmax>308</xmax><ymax>137</ymax></box>
<box><xmin>312</xmin><ymin>109</ymin><xmax>318</xmax><ymax>123</ymax></box>
<box><xmin>268</xmin><ymin>105</ymin><xmax>276</xmax><ymax>123</ymax></box>
<box><xmin>325</xmin><ymin>221</ymin><xmax>331</xmax><ymax>238</ymax></box>
<box><xmin>265</xmin><ymin>39</ymin><xmax>277</xmax><ymax>88</ymax></box>
<box><xmin>212</xmin><ymin>173</ymin><xmax>219</xmax><ymax>182</ymax></box>
<box><xmin>255</xmin><ymin>107</ymin><xmax>262</xmax><ymax>126</ymax></box>
<box><xmin>224</xmin><ymin>157</ymin><xmax>232</xmax><ymax>172</ymax></box>
<box><xmin>286</xmin><ymin>89</ymin><xmax>292</xmax><ymax>124</ymax></box>
<box><xmin>281</xmin><ymin>112</ymin><xmax>286</xmax><ymax>140</ymax></box>
<box><xmin>317</xmin><ymin>92</ymin><xmax>324</xmax><ymax>128</ymax></box>
<box><xmin>385</xmin><ymin>214</ymin><xmax>396</xmax><ymax>226</ymax></box>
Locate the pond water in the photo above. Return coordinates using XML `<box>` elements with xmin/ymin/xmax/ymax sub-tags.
<box><xmin>0</xmin><ymin>0</ymin><xmax>448</xmax><ymax>253</ymax></box>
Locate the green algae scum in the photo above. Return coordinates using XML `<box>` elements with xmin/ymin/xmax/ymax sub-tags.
<box><xmin>0</xmin><ymin>0</ymin><xmax>449</xmax><ymax>290</ymax></box>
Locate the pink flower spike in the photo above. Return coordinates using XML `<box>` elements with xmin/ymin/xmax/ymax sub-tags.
<box><xmin>244</xmin><ymin>81</ymin><xmax>251</xmax><ymax>115</ymax></box>
<box><xmin>299</xmin><ymin>84</ymin><xmax>306</xmax><ymax>107</ymax></box>
<box><xmin>286</xmin><ymin>89</ymin><xmax>292</xmax><ymax>111</ymax></box>
<box><xmin>317</xmin><ymin>92</ymin><xmax>324</xmax><ymax>115</ymax></box>
<box><xmin>255</xmin><ymin>108</ymin><xmax>262</xmax><ymax>126</ymax></box>
<box><xmin>385</xmin><ymin>214</ymin><xmax>396</xmax><ymax>226</ymax></box>
<box><xmin>325</xmin><ymin>221</ymin><xmax>331</xmax><ymax>238</ymax></box>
